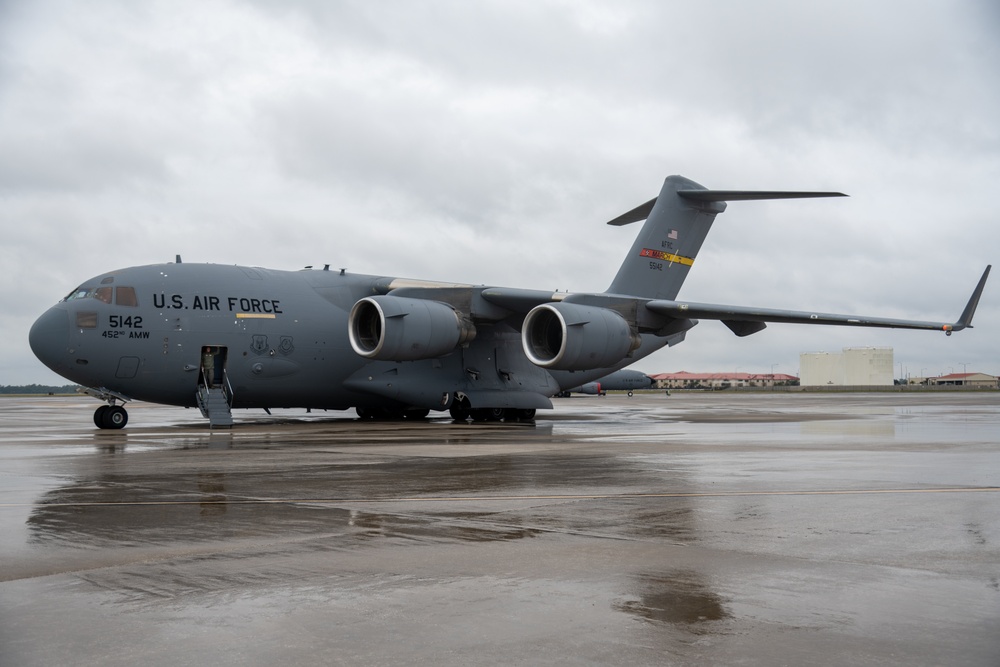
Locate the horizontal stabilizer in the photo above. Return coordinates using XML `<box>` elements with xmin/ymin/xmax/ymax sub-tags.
<box><xmin>606</xmin><ymin>198</ymin><xmax>657</xmax><ymax>226</ymax></box>
<box><xmin>677</xmin><ymin>190</ymin><xmax>848</xmax><ymax>202</ymax></box>
<box><xmin>607</xmin><ymin>190</ymin><xmax>846</xmax><ymax>226</ymax></box>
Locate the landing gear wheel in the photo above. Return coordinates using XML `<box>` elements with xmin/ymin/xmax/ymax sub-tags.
<box><xmin>102</xmin><ymin>405</ymin><xmax>128</xmax><ymax>429</ymax></box>
<box><xmin>357</xmin><ymin>406</ymin><xmax>409</xmax><ymax>421</ymax></box>
<box><xmin>471</xmin><ymin>407</ymin><xmax>505</xmax><ymax>422</ymax></box>
<box><xmin>94</xmin><ymin>405</ymin><xmax>110</xmax><ymax>428</ymax></box>
<box><xmin>385</xmin><ymin>407</ymin><xmax>407</xmax><ymax>421</ymax></box>
<box><xmin>449</xmin><ymin>398</ymin><xmax>471</xmax><ymax>421</ymax></box>
<box><xmin>509</xmin><ymin>409</ymin><xmax>536</xmax><ymax>421</ymax></box>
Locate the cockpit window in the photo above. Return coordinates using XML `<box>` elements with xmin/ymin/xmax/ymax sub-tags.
<box><xmin>94</xmin><ymin>287</ymin><xmax>113</xmax><ymax>304</ymax></box>
<box><xmin>115</xmin><ymin>286</ymin><xmax>138</xmax><ymax>307</ymax></box>
<box><xmin>62</xmin><ymin>284</ymin><xmax>138</xmax><ymax>306</ymax></box>
<box><xmin>64</xmin><ymin>286</ymin><xmax>93</xmax><ymax>301</ymax></box>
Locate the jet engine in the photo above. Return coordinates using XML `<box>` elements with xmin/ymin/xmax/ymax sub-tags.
<box><xmin>521</xmin><ymin>302</ymin><xmax>640</xmax><ymax>371</ymax></box>
<box><xmin>348</xmin><ymin>295</ymin><xmax>476</xmax><ymax>361</ymax></box>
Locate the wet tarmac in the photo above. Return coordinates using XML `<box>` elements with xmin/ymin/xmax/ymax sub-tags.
<box><xmin>1</xmin><ymin>392</ymin><xmax>998</xmax><ymax>666</ymax></box>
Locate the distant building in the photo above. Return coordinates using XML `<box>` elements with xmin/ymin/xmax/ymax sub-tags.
<box><xmin>650</xmin><ymin>372</ymin><xmax>798</xmax><ymax>389</ymax></box>
<box><xmin>800</xmin><ymin>347</ymin><xmax>893</xmax><ymax>387</ymax></box>
<box><xmin>929</xmin><ymin>372</ymin><xmax>999</xmax><ymax>389</ymax></box>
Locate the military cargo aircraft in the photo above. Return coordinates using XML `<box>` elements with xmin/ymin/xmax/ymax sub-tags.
<box><xmin>29</xmin><ymin>175</ymin><xmax>990</xmax><ymax>429</ymax></box>
<box><xmin>561</xmin><ymin>369</ymin><xmax>653</xmax><ymax>396</ymax></box>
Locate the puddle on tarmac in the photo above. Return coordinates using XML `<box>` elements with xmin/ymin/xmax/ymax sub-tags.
<box><xmin>614</xmin><ymin>569</ymin><xmax>730</xmax><ymax>630</ymax></box>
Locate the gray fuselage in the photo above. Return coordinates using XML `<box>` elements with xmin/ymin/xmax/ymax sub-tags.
<box><xmin>29</xmin><ymin>263</ymin><xmax>667</xmax><ymax>413</ymax></box>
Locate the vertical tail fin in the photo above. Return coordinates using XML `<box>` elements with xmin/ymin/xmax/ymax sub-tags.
<box><xmin>605</xmin><ymin>175</ymin><xmax>725</xmax><ymax>300</ymax></box>
<box><xmin>604</xmin><ymin>175</ymin><xmax>846</xmax><ymax>299</ymax></box>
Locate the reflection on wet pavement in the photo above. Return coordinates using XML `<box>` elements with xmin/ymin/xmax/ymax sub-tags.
<box><xmin>615</xmin><ymin>570</ymin><xmax>729</xmax><ymax>628</ymax></box>
<box><xmin>1</xmin><ymin>393</ymin><xmax>999</xmax><ymax>666</ymax></box>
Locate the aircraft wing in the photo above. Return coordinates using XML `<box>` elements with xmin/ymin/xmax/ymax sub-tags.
<box><xmin>645</xmin><ymin>265</ymin><xmax>990</xmax><ymax>337</ymax></box>
<box><xmin>478</xmin><ymin>287</ymin><xmax>563</xmax><ymax>314</ymax></box>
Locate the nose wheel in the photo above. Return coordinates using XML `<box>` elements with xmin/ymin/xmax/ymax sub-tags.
<box><xmin>94</xmin><ymin>405</ymin><xmax>128</xmax><ymax>429</ymax></box>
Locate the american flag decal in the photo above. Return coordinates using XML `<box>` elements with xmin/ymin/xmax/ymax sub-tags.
<box><xmin>667</xmin><ymin>229</ymin><xmax>679</xmax><ymax>240</ymax></box>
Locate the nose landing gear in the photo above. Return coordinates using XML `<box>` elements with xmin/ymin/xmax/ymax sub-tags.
<box><xmin>81</xmin><ymin>387</ymin><xmax>132</xmax><ymax>430</ymax></box>
<box><xmin>94</xmin><ymin>404</ymin><xmax>129</xmax><ymax>429</ymax></box>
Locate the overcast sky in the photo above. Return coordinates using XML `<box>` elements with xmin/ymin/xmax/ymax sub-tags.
<box><xmin>2</xmin><ymin>0</ymin><xmax>998</xmax><ymax>386</ymax></box>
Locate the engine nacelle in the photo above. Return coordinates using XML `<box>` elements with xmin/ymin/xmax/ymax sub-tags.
<box><xmin>349</xmin><ymin>296</ymin><xmax>476</xmax><ymax>361</ymax></box>
<box><xmin>521</xmin><ymin>302</ymin><xmax>640</xmax><ymax>371</ymax></box>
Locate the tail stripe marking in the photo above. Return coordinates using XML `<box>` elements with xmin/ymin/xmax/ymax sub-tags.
<box><xmin>640</xmin><ymin>248</ymin><xmax>694</xmax><ymax>267</ymax></box>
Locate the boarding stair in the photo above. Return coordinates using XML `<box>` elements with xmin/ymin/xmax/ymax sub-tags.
<box><xmin>196</xmin><ymin>372</ymin><xmax>234</xmax><ymax>429</ymax></box>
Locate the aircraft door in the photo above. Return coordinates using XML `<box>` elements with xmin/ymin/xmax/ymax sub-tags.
<box><xmin>197</xmin><ymin>346</ymin><xmax>234</xmax><ymax>427</ymax></box>
<box><xmin>200</xmin><ymin>346</ymin><xmax>228</xmax><ymax>389</ymax></box>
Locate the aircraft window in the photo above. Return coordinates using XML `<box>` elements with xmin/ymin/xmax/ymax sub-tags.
<box><xmin>76</xmin><ymin>311</ymin><xmax>98</xmax><ymax>329</ymax></box>
<box><xmin>94</xmin><ymin>287</ymin><xmax>113</xmax><ymax>304</ymax></box>
<box><xmin>64</xmin><ymin>287</ymin><xmax>93</xmax><ymax>301</ymax></box>
<box><xmin>116</xmin><ymin>286</ymin><xmax>138</xmax><ymax>307</ymax></box>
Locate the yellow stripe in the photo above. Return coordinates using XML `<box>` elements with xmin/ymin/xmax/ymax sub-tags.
<box><xmin>665</xmin><ymin>254</ymin><xmax>694</xmax><ymax>267</ymax></box>
<box><xmin>236</xmin><ymin>313</ymin><xmax>276</xmax><ymax>319</ymax></box>
<box><xmin>641</xmin><ymin>249</ymin><xmax>694</xmax><ymax>266</ymax></box>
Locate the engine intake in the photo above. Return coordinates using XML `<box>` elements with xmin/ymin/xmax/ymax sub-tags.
<box><xmin>521</xmin><ymin>302</ymin><xmax>640</xmax><ymax>371</ymax></box>
<box><xmin>349</xmin><ymin>296</ymin><xmax>476</xmax><ymax>361</ymax></box>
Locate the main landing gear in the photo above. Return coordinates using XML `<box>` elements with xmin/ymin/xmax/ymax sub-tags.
<box><xmin>447</xmin><ymin>400</ymin><xmax>535</xmax><ymax>422</ymax></box>
<box><xmin>354</xmin><ymin>403</ymin><xmax>536</xmax><ymax>423</ymax></box>
<box><xmin>355</xmin><ymin>406</ymin><xmax>431</xmax><ymax>421</ymax></box>
<box><xmin>94</xmin><ymin>404</ymin><xmax>128</xmax><ymax>429</ymax></box>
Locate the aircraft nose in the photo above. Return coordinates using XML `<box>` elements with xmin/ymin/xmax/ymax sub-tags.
<box><xmin>29</xmin><ymin>307</ymin><xmax>71</xmax><ymax>374</ymax></box>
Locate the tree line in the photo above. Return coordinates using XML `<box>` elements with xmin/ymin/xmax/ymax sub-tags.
<box><xmin>0</xmin><ymin>384</ymin><xmax>80</xmax><ymax>395</ymax></box>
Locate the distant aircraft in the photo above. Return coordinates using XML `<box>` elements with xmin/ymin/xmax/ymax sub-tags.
<box><xmin>29</xmin><ymin>175</ymin><xmax>991</xmax><ymax>429</ymax></box>
<box><xmin>561</xmin><ymin>369</ymin><xmax>653</xmax><ymax>396</ymax></box>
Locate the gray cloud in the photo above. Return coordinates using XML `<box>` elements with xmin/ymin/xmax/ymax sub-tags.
<box><xmin>2</xmin><ymin>0</ymin><xmax>997</xmax><ymax>385</ymax></box>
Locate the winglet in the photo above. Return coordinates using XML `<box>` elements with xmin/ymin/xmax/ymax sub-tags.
<box><xmin>950</xmin><ymin>265</ymin><xmax>991</xmax><ymax>333</ymax></box>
